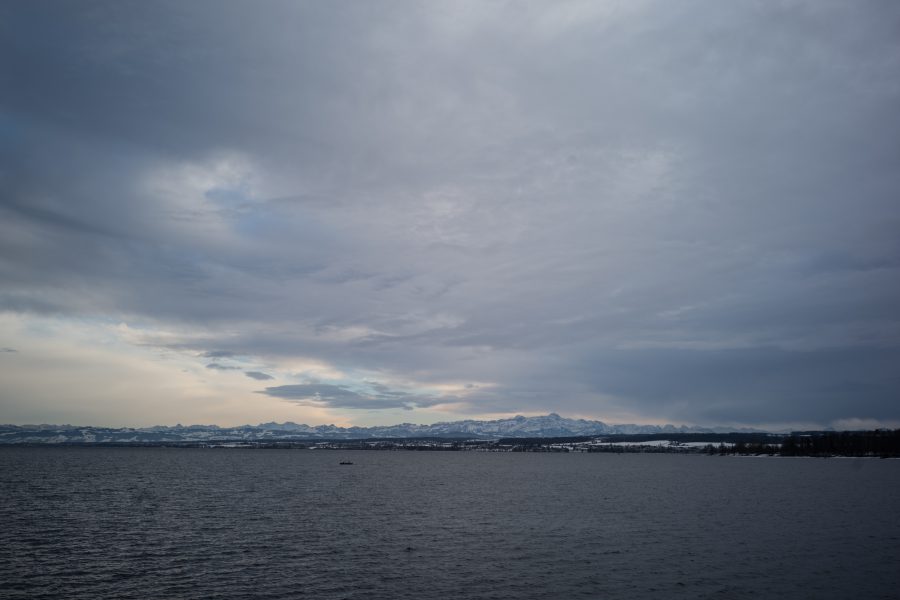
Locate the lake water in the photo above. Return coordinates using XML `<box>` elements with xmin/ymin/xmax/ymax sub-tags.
<box><xmin>1</xmin><ymin>448</ymin><xmax>898</xmax><ymax>599</ymax></box>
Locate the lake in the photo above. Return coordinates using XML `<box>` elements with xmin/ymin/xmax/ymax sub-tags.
<box><xmin>1</xmin><ymin>448</ymin><xmax>898</xmax><ymax>599</ymax></box>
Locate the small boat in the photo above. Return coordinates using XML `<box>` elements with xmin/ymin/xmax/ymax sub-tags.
<box><xmin>339</xmin><ymin>461</ymin><xmax>354</xmax><ymax>465</ymax></box>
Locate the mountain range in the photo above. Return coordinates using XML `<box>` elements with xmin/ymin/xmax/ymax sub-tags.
<box><xmin>0</xmin><ymin>413</ymin><xmax>758</xmax><ymax>444</ymax></box>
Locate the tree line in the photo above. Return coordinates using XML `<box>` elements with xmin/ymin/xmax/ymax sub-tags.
<box><xmin>779</xmin><ymin>429</ymin><xmax>900</xmax><ymax>457</ymax></box>
<box><xmin>705</xmin><ymin>429</ymin><xmax>900</xmax><ymax>457</ymax></box>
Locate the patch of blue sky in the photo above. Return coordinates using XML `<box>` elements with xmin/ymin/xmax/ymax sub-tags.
<box><xmin>0</xmin><ymin>110</ymin><xmax>22</xmax><ymax>142</ymax></box>
<box><xmin>231</xmin><ymin>205</ymin><xmax>332</xmax><ymax>249</ymax></box>
<box><xmin>204</xmin><ymin>187</ymin><xmax>253</xmax><ymax>209</ymax></box>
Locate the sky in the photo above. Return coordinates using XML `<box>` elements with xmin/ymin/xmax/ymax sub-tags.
<box><xmin>1</xmin><ymin>1</ymin><xmax>899</xmax><ymax>430</ymax></box>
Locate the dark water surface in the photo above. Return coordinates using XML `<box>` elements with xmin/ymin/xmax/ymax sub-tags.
<box><xmin>1</xmin><ymin>448</ymin><xmax>898</xmax><ymax>599</ymax></box>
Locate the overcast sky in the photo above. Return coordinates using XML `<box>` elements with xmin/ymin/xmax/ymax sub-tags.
<box><xmin>1</xmin><ymin>1</ymin><xmax>899</xmax><ymax>429</ymax></box>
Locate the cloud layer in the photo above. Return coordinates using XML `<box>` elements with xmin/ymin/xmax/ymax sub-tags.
<box><xmin>1</xmin><ymin>1</ymin><xmax>899</xmax><ymax>428</ymax></box>
<box><xmin>260</xmin><ymin>383</ymin><xmax>448</xmax><ymax>411</ymax></box>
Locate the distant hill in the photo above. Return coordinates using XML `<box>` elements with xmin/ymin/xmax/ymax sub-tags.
<box><xmin>0</xmin><ymin>413</ymin><xmax>760</xmax><ymax>444</ymax></box>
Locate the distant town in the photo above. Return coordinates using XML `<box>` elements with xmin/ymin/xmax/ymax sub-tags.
<box><xmin>187</xmin><ymin>430</ymin><xmax>900</xmax><ymax>457</ymax></box>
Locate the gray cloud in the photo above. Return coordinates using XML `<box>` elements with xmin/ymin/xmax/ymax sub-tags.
<box><xmin>571</xmin><ymin>346</ymin><xmax>900</xmax><ymax>425</ymax></box>
<box><xmin>205</xmin><ymin>363</ymin><xmax>239</xmax><ymax>371</ymax></box>
<box><xmin>244</xmin><ymin>371</ymin><xmax>274</xmax><ymax>381</ymax></box>
<box><xmin>1</xmin><ymin>348</ymin><xmax>16</xmax><ymax>353</ymax></box>
<box><xmin>2</xmin><ymin>1</ymin><xmax>899</xmax><ymax>427</ymax></box>
<box><xmin>260</xmin><ymin>383</ymin><xmax>447</xmax><ymax>411</ymax></box>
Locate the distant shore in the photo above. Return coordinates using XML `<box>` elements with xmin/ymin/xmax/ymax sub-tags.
<box><xmin>3</xmin><ymin>430</ymin><xmax>898</xmax><ymax>458</ymax></box>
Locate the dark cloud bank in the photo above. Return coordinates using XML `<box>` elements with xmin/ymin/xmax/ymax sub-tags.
<box><xmin>261</xmin><ymin>383</ymin><xmax>448</xmax><ymax>411</ymax></box>
<box><xmin>2</xmin><ymin>1</ymin><xmax>899</xmax><ymax>427</ymax></box>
